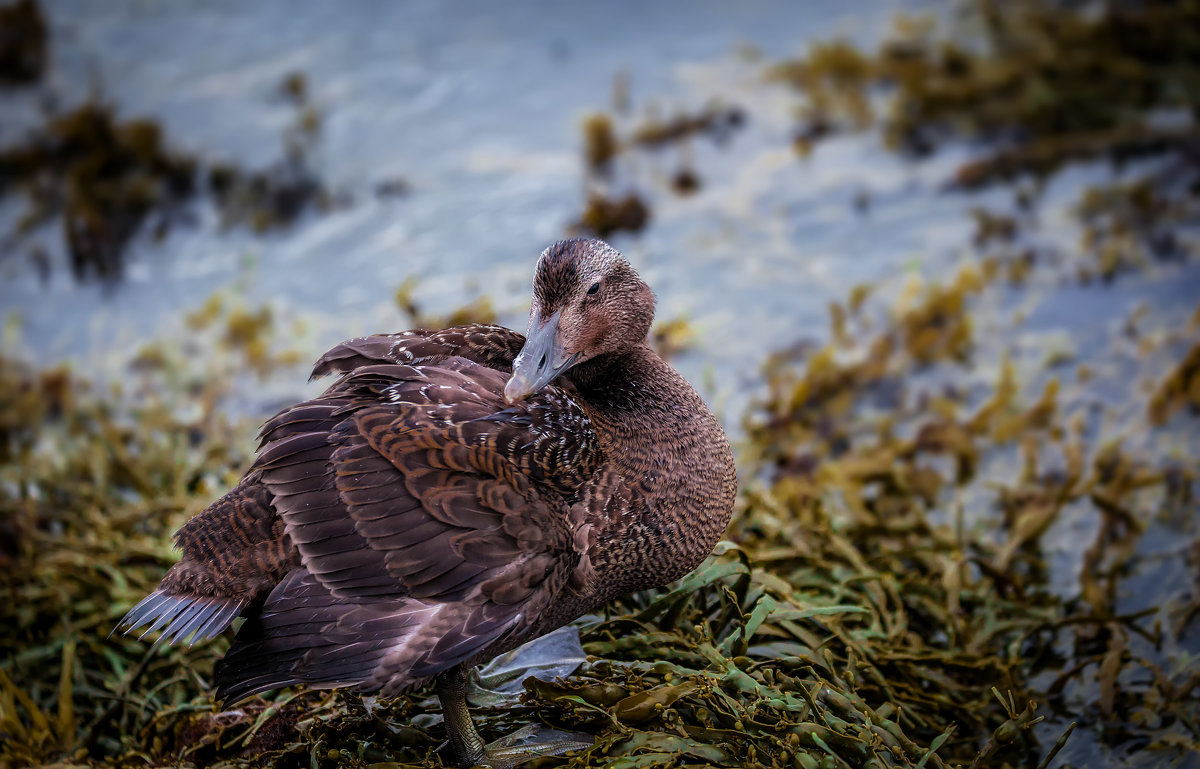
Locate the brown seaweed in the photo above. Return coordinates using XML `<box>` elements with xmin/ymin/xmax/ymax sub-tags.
<box><xmin>6</xmin><ymin>226</ymin><xmax>1197</xmax><ymax>766</ymax></box>
<box><xmin>572</xmin><ymin>96</ymin><xmax>744</xmax><ymax>237</ymax></box>
<box><xmin>0</xmin><ymin>72</ymin><xmax>334</xmax><ymax>283</ymax></box>
<box><xmin>0</xmin><ymin>0</ymin><xmax>46</xmax><ymax>86</ymax></box>
<box><xmin>572</xmin><ymin>193</ymin><xmax>650</xmax><ymax>239</ymax></box>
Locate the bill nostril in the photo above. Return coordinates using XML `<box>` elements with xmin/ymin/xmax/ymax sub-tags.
<box><xmin>538</xmin><ymin>354</ymin><xmax>546</xmax><ymax>371</ymax></box>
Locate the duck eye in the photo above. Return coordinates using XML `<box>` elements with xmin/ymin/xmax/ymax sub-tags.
<box><xmin>587</xmin><ymin>281</ymin><xmax>600</xmax><ymax>296</ymax></box>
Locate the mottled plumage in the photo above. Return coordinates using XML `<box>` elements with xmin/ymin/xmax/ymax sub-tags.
<box><xmin>116</xmin><ymin>238</ymin><xmax>736</xmax><ymax>765</ymax></box>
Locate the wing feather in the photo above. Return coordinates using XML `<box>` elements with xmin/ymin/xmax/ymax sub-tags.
<box><xmin>216</xmin><ymin>328</ymin><xmax>606</xmax><ymax>699</ymax></box>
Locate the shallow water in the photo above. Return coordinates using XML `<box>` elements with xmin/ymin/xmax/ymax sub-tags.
<box><xmin>3</xmin><ymin>0</ymin><xmax>950</xmax><ymax>415</ymax></box>
<box><xmin>1</xmin><ymin>2</ymin><xmax>1197</xmax><ymax>766</ymax></box>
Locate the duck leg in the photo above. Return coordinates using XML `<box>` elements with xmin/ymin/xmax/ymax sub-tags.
<box><xmin>437</xmin><ymin>666</ymin><xmax>487</xmax><ymax>766</ymax></box>
<box><xmin>435</xmin><ymin>666</ymin><xmax>593</xmax><ymax>769</ymax></box>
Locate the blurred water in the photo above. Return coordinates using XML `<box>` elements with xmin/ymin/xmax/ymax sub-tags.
<box><xmin>1</xmin><ymin>0</ymin><xmax>953</xmax><ymax>419</ymax></box>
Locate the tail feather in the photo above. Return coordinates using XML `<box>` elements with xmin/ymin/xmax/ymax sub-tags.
<box><xmin>116</xmin><ymin>591</ymin><xmax>172</xmax><ymax>632</ymax></box>
<box><xmin>115</xmin><ymin>590</ymin><xmax>244</xmax><ymax>646</ymax></box>
<box><xmin>193</xmin><ymin>603</ymin><xmax>243</xmax><ymax>642</ymax></box>
<box><xmin>113</xmin><ymin>478</ymin><xmax>296</xmax><ymax>649</ymax></box>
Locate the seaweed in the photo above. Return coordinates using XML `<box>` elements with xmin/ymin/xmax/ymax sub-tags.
<box><xmin>0</xmin><ymin>355</ymin><xmax>249</xmax><ymax>766</ymax></box>
<box><xmin>0</xmin><ymin>104</ymin><xmax>197</xmax><ymax>281</ymax></box>
<box><xmin>182</xmin><ymin>292</ymin><xmax>307</xmax><ymax>378</ymax></box>
<box><xmin>572</xmin><ymin>96</ymin><xmax>745</xmax><ymax>238</ymax></box>
<box><xmin>1073</xmin><ymin>179</ymin><xmax>1191</xmax><ymax>283</ymax></box>
<box><xmin>207</xmin><ymin>73</ymin><xmax>333</xmax><ymax>234</ymax></box>
<box><xmin>5</xmin><ymin>232</ymin><xmax>1197</xmax><ymax>766</ymax></box>
<box><xmin>743</xmin><ymin>255</ymin><xmax>1200</xmax><ymax>765</ymax></box>
<box><xmin>394</xmin><ymin>277</ymin><xmax>498</xmax><ymax>330</ymax></box>
<box><xmin>582</xmin><ymin>114</ymin><xmax>620</xmax><ymax>173</ymax></box>
<box><xmin>770</xmin><ymin>0</ymin><xmax>1200</xmax><ymax>285</ymax></box>
<box><xmin>0</xmin><ymin>72</ymin><xmax>335</xmax><ymax>283</ymax></box>
<box><xmin>572</xmin><ymin>193</ymin><xmax>650</xmax><ymax>239</ymax></box>
<box><xmin>581</xmin><ymin>105</ymin><xmax>744</xmax><ymax>175</ymax></box>
<box><xmin>771</xmin><ymin>0</ymin><xmax>1200</xmax><ymax>183</ymax></box>
<box><xmin>628</xmin><ymin>105</ymin><xmax>743</xmax><ymax>151</ymax></box>
<box><xmin>1148</xmin><ymin>340</ymin><xmax>1200</xmax><ymax>427</ymax></box>
<box><xmin>0</xmin><ymin>0</ymin><xmax>46</xmax><ymax>86</ymax></box>
<box><xmin>648</xmin><ymin>315</ymin><xmax>694</xmax><ymax>361</ymax></box>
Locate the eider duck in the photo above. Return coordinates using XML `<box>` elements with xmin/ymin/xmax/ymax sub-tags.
<box><xmin>116</xmin><ymin>238</ymin><xmax>737</xmax><ymax>767</ymax></box>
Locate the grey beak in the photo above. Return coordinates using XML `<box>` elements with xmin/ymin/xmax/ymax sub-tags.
<box><xmin>504</xmin><ymin>309</ymin><xmax>578</xmax><ymax>404</ymax></box>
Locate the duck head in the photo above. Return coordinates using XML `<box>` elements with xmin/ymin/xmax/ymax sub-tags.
<box><xmin>505</xmin><ymin>239</ymin><xmax>656</xmax><ymax>404</ymax></box>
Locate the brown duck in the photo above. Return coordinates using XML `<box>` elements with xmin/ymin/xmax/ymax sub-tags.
<box><xmin>117</xmin><ymin>238</ymin><xmax>737</xmax><ymax>767</ymax></box>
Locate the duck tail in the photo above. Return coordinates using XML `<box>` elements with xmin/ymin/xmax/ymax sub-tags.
<box><xmin>113</xmin><ymin>477</ymin><xmax>298</xmax><ymax>646</ymax></box>
<box><xmin>114</xmin><ymin>590</ymin><xmax>246</xmax><ymax>646</ymax></box>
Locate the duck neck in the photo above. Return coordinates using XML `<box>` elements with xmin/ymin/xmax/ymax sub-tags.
<box><xmin>565</xmin><ymin>344</ymin><xmax>737</xmax><ymax>593</ymax></box>
<box><xmin>566</xmin><ymin>344</ymin><xmax>676</xmax><ymax>415</ymax></box>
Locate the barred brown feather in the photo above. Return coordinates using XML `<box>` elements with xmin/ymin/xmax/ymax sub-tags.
<box><xmin>115</xmin><ymin>239</ymin><xmax>737</xmax><ymax>717</ymax></box>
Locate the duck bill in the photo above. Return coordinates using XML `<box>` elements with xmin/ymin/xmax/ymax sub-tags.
<box><xmin>505</xmin><ymin>309</ymin><xmax>578</xmax><ymax>404</ymax></box>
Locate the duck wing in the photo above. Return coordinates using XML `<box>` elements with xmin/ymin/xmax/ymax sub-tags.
<box><xmin>214</xmin><ymin>355</ymin><xmax>600</xmax><ymax>702</ymax></box>
<box><xmin>309</xmin><ymin>324</ymin><xmax>526</xmax><ymax>380</ymax></box>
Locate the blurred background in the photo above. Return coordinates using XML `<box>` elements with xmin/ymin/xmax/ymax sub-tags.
<box><xmin>1</xmin><ymin>1</ymin><xmax>1197</xmax><ymax>768</ymax></box>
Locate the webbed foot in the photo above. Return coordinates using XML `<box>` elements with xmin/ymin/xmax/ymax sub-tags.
<box><xmin>440</xmin><ymin>724</ymin><xmax>593</xmax><ymax>768</ymax></box>
<box><xmin>437</xmin><ymin>667</ymin><xmax>592</xmax><ymax>768</ymax></box>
